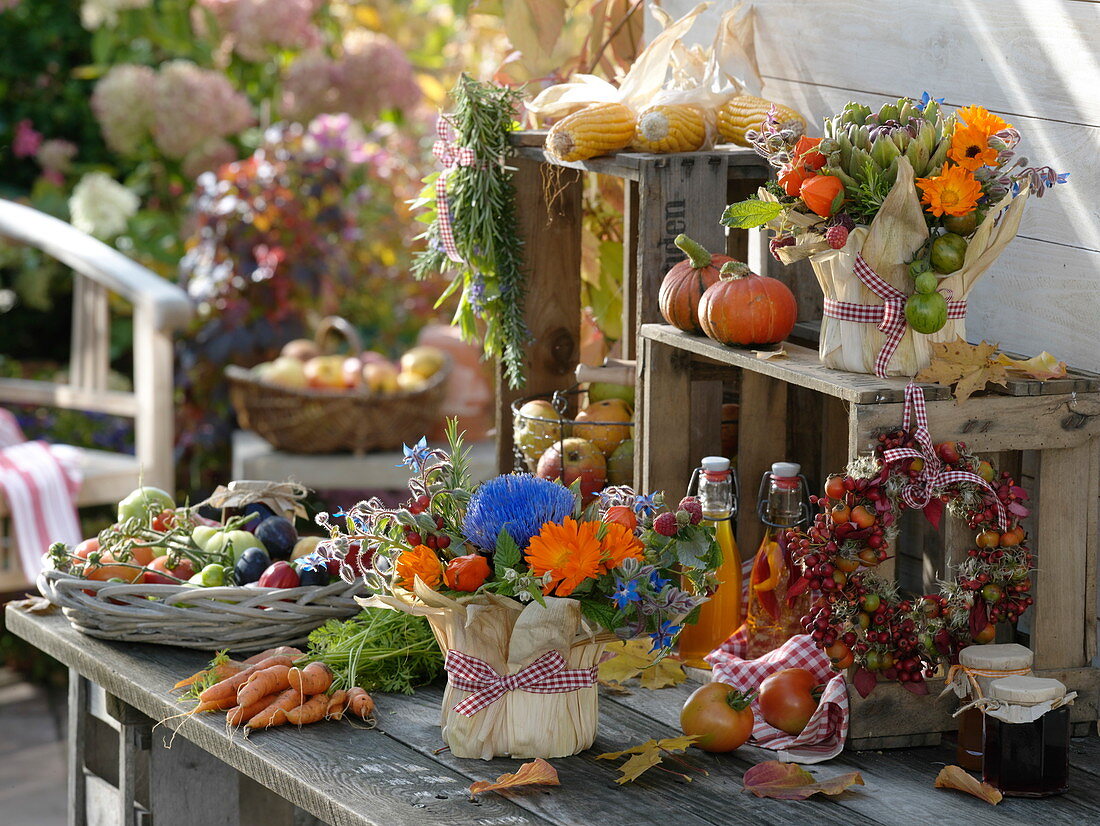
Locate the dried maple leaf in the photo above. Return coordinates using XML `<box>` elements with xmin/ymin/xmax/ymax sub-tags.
<box><xmin>597</xmin><ymin>735</ymin><xmax>705</xmax><ymax>784</ymax></box>
<box><xmin>915</xmin><ymin>337</ymin><xmax>1008</xmax><ymax>402</ymax></box>
<box><xmin>934</xmin><ymin>765</ymin><xmax>1002</xmax><ymax>805</ymax></box>
<box><xmin>742</xmin><ymin>761</ymin><xmax>864</xmax><ymax>800</ymax></box>
<box><xmin>468</xmin><ymin>759</ymin><xmax>560</xmax><ymax>799</ymax></box>
<box><xmin>599</xmin><ymin>639</ymin><xmax>686</xmax><ymax>690</ymax></box>
<box><xmin>994</xmin><ymin>351</ymin><xmax>1068</xmax><ymax>380</ymax></box>
<box><xmin>753</xmin><ymin>348</ymin><xmax>789</xmax><ymax>360</ymax></box>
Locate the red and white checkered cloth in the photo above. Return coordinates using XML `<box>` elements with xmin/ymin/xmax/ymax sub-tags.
<box><xmin>432</xmin><ymin>115</ymin><xmax>477</xmax><ymax>264</ymax></box>
<box><xmin>0</xmin><ymin>409</ymin><xmax>83</xmax><ymax>580</ymax></box>
<box><xmin>444</xmin><ymin>649</ymin><xmax>599</xmax><ymax>717</ymax></box>
<box><xmin>823</xmin><ymin>254</ymin><xmax>967</xmax><ymax>378</ymax></box>
<box><xmin>707</xmin><ymin>633</ymin><xmax>849</xmax><ymax>763</ymax></box>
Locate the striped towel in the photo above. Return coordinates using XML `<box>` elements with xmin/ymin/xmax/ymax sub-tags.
<box><xmin>0</xmin><ymin>409</ymin><xmax>83</xmax><ymax>581</ymax></box>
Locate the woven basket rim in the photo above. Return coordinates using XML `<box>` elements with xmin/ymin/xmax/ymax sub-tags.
<box><xmin>224</xmin><ymin>353</ymin><xmax>452</xmax><ymax>400</ymax></box>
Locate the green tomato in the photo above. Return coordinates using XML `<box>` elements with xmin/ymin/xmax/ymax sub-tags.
<box><xmin>930</xmin><ymin>232</ymin><xmax>968</xmax><ymax>274</ymax></box>
<box><xmin>190</xmin><ymin>563</ymin><xmax>226</xmax><ymax>587</ymax></box>
<box><xmin>205</xmin><ymin>529</ymin><xmax>264</xmax><ymax>562</ymax></box>
<box><xmin>913</xmin><ymin>272</ymin><xmax>939</xmax><ymax>295</ymax></box>
<box><xmin>117</xmin><ymin>486</ymin><xmax>175</xmax><ymax>523</ymax></box>
<box><xmin>908</xmin><ymin>259</ymin><xmax>931</xmax><ymax>279</ymax></box>
<box><xmin>191</xmin><ymin>525</ymin><xmax>220</xmax><ymax>550</ymax></box>
<box><xmin>905</xmin><ymin>292</ymin><xmax>949</xmax><ymax>334</ymax></box>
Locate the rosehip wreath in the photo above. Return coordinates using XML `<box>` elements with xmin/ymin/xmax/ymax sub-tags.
<box><xmin>783</xmin><ymin>385</ymin><xmax>1034</xmax><ymax>697</ymax></box>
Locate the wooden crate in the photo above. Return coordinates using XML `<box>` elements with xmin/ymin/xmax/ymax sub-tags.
<box><xmin>638</xmin><ymin>322</ymin><xmax>1100</xmax><ymax>750</ymax></box>
<box><xmin>494</xmin><ymin>132</ymin><xmax>770</xmax><ymax>475</ymax></box>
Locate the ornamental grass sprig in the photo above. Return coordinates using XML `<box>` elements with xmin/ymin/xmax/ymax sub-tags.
<box><xmin>412</xmin><ymin>75</ymin><xmax>530</xmax><ymax>387</ymax></box>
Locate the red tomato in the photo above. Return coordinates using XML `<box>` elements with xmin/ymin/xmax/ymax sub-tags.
<box><xmin>73</xmin><ymin>538</ymin><xmax>99</xmax><ymax>561</ymax></box>
<box><xmin>83</xmin><ymin>554</ymin><xmax>142</xmax><ymax>583</ymax></box>
<box><xmin>142</xmin><ymin>555</ymin><xmax>195</xmax><ymax>584</ymax></box>
<box><xmin>758</xmin><ymin>668</ymin><xmax>821</xmax><ymax>735</ymax></box>
<box><xmin>151</xmin><ymin>509</ymin><xmax>176</xmax><ymax>532</ymax></box>
<box><xmin>680</xmin><ymin>682</ymin><xmax>755</xmax><ymax>752</ymax></box>
<box><xmin>129</xmin><ymin>544</ymin><xmax>157</xmax><ymax>566</ymax></box>
<box><xmin>258</xmin><ymin>560</ymin><xmax>300</xmax><ymax>588</ymax></box>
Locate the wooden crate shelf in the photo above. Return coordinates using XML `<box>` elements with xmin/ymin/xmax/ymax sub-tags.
<box><xmin>496</xmin><ymin>132</ymin><xmax>771</xmax><ymax>475</ymax></box>
<box><xmin>638</xmin><ymin>322</ymin><xmax>1100</xmax><ymax>749</ymax></box>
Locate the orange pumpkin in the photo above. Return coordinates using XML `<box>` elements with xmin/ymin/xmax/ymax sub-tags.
<box><xmin>699</xmin><ymin>261</ymin><xmax>798</xmax><ymax>347</ymax></box>
<box><xmin>658</xmin><ymin>234</ymin><xmax>733</xmax><ymax>334</ymax></box>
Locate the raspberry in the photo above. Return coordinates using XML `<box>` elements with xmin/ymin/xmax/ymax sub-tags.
<box><xmin>825</xmin><ymin>224</ymin><xmax>849</xmax><ymax>250</ymax></box>
<box><xmin>677</xmin><ymin>497</ymin><xmax>703</xmax><ymax>525</ymax></box>
<box><xmin>653</xmin><ymin>512</ymin><xmax>679</xmax><ymax>537</ymax></box>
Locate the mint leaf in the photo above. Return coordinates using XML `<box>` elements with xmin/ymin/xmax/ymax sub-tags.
<box><xmin>673</xmin><ymin>529</ymin><xmax>712</xmax><ymax>569</ymax></box>
<box><xmin>494</xmin><ymin>527</ymin><xmax>521</xmax><ymax>576</ymax></box>
<box><xmin>721</xmin><ymin>199</ymin><xmax>783</xmax><ymax>229</ymax></box>
<box><xmin>579</xmin><ymin>598</ymin><xmax>621</xmax><ymax>633</ymax></box>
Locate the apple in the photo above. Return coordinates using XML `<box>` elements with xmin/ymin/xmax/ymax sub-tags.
<box><xmin>362</xmin><ymin>361</ymin><xmax>399</xmax><ymax>394</ymax></box>
<box><xmin>291</xmin><ymin>536</ymin><xmax>323</xmax><ymax>561</ymax></box>
<box><xmin>258</xmin><ymin>356</ymin><xmax>307</xmax><ymax>388</ymax></box>
<box><xmin>359</xmin><ymin>350</ymin><xmax>390</xmax><ymax>367</ymax></box>
<box><xmin>400</xmin><ymin>346</ymin><xmax>446</xmax><ymax>380</ymax></box>
<box><xmin>586</xmin><ymin>381</ymin><xmax>635</xmax><ymax>408</ymax></box>
<box><xmin>514</xmin><ymin>399</ymin><xmax>567</xmax><ymax>472</ymax></box>
<box><xmin>281</xmin><ymin>338</ymin><xmax>320</xmax><ymax>361</ymax></box>
<box><xmin>536</xmin><ymin>437</ymin><xmax>606</xmax><ymax>503</ymax></box>
<box><xmin>396</xmin><ymin>371</ymin><xmax>428</xmax><ymax>392</ymax></box>
<box><xmin>342</xmin><ymin>357</ymin><xmax>364</xmax><ymax>389</ymax></box>
<box><xmin>304</xmin><ymin>355</ymin><xmax>346</xmax><ymax>389</ymax></box>
<box><xmin>573</xmin><ymin>399</ymin><xmax>632</xmax><ymax>455</ymax></box>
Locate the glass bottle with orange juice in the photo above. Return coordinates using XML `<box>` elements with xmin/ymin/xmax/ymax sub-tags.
<box><xmin>741</xmin><ymin>462</ymin><xmax>811</xmax><ymax>658</ymax></box>
<box><xmin>678</xmin><ymin>456</ymin><xmax>740</xmax><ymax>668</ymax></box>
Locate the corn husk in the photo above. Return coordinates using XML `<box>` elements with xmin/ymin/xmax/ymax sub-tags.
<box><xmin>807</xmin><ymin>157</ymin><xmax>1030</xmax><ymax>376</ymax></box>
<box><xmin>359</xmin><ymin>583</ymin><xmax>611</xmax><ymax>760</ymax></box>
<box><xmin>526</xmin><ymin>2</ymin><xmax>761</xmax><ymax>148</ymax></box>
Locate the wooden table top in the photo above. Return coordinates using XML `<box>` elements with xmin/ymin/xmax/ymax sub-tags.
<box><xmin>8</xmin><ymin>605</ymin><xmax>1100</xmax><ymax>826</ymax></box>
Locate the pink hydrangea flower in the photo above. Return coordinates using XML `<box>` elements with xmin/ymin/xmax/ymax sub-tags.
<box><xmin>152</xmin><ymin>60</ymin><xmax>253</xmax><ymax>159</ymax></box>
<box><xmin>36</xmin><ymin>139</ymin><xmax>78</xmax><ymax>173</ymax></box>
<box><xmin>182</xmin><ymin>137</ymin><xmax>238</xmax><ymax>179</ymax></box>
<box><xmin>13</xmin><ymin>119</ymin><xmax>42</xmax><ymax>158</ymax></box>
<box><xmin>92</xmin><ymin>64</ymin><xmax>157</xmax><ymax>156</ymax></box>
<box><xmin>200</xmin><ymin>0</ymin><xmax>322</xmax><ymax>62</ymax></box>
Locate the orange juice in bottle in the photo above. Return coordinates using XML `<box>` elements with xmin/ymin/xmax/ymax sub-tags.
<box><xmin>679</xmin><ymin>456</ymin><xmax>741</xmax><ymax>668</ymax></box>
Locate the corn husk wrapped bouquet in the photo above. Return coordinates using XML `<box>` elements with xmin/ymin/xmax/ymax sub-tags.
<box><xmin>317</xmin><ymin>426</ymin><xmax>722</xmax><ymax>759</ymax></box>
<box><xmin>724</xmin><ymin>96</ymin><xmax>1066</xmax><ymax>377</ymax></box>
<box><xmin>528</xmin><ymin>2</ymin><xmax>806</xmax><ymax>159</ymax></box>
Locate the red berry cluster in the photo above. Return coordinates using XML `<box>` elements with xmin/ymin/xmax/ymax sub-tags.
<box><xmin>785</xmin><ymin>430</ymin><xmax>1035</xmax><ymax>696</ymax></box>
<box><xmin>403</xmin><ymin>493</ymin><xmax>451</xmax><ymax>551</ymax></box>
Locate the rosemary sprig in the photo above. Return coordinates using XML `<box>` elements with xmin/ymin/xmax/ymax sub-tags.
<box><xmin>412</xmin><ymin>74</ymin><xmax>530</xmax><ymax>387</ymax></box>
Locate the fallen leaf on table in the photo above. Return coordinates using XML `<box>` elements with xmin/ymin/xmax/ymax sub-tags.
<box><xmin>468</xmin><ymin>759</ymin><xmax>560</xmax><ymax>798</ymax></box>
<box><xmin>599</xmin><ymin>639</ymin><xmax>686</xmax><ymax>690</ymax></box>
<box><xmin>754</xmin><ymin>348</ymin><xmax>788</xmax><ymax>360</ymax></box>
<box><xmin>915</xmin><ymin>337</ymin><xmax>1007</xmax><ymax>402</ymax></box>
<box><xmin>742</xmin><ymin>761</ymin><xmax>864</xmax><ymax>800</ymax></box>
<box><xmin>597</xmin><ymin>735</ymin><xmax>705</xmax><ymax>784</ymax></box>
<box><xmin>9</xmin><ymin>595</ymin><xmax>54</xmax><ymax>613</ymax></box>
<box><xmin>933</xmin><ymin>765</ymin><xmax>1002</xmax><ymax>805</ymax></box>
<box><xmin>994</xmin><ymin>350</ymin><xmax>1068</xmax><ymax>380</ymax></box>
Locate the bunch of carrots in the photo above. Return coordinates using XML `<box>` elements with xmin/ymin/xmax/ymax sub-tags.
<box><xmin>178</xmin><ymin>647</ymin><xmax>374</xmax><ymax>730</ymax></box>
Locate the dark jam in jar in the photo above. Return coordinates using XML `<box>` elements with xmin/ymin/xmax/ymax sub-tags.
<box><xmin>982</xmin><ymin>706</ymin><xmax>1070</xmax><ymax>797</ymax></box>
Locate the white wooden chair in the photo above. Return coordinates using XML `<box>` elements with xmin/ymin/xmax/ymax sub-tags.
<box><xmin>0</xmin><ymin>199</ymin><xmax>192</xmax><ymax>591</ymax></box>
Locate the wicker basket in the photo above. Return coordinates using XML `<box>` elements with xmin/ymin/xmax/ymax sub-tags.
<box><xmin>226</xmin><ymin>316</ymin><xmax>451</xmax><ymax>454</ymax></box>
<box><xmin>38</xmin><ymin>563</ymin><xmax>364</xmax><ymax>651</ymax></box>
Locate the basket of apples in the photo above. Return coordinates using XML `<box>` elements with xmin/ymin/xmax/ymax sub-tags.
<box><xmin>37</xmin><ymin>483</ymin><xmax>369</xmax><ymax>651</ymax></box>
<box><xmin>225</xmin><ymin>316</ymin><xmax>451</xmax><ymax>454</ymax></box>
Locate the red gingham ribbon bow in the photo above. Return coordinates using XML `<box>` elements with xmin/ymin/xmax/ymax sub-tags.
<box><xmin>883</xmin><ymin>383</ymin><xmax>1008</xmax><ymax>529</ymax></box>
<box><xmin>444</xmin><ymin>649</ymin><xmax>598</xmax><ymax>717</ymax></box>
<box><xmin>822</xmin><ymin>254</ymin><xmax>967</xmax><ymax>378</ymax></box>
<box><xmin>432</xmin><ymin>115</ymin><xmax>478</xmax><ymax>264</ymax></box>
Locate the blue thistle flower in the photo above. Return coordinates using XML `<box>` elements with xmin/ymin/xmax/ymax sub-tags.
<box><xmin>462</xmin><ymin>474</ymin><xmax>576</xmax><ymax>551</ymax></box>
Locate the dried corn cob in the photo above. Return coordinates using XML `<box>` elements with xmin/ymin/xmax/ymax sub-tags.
<box><xmin>632</xmin><ymin>104</ymin><xmax>708</xmax><ymax>153</ymax></box>
<box><xmin>544</xmin><ymin>102</ymin><xmax>635</xmax><ymax>162</ymax></box>
<box><xmin>717</xmin><ymin>95</ymin><xmax>806</xmax><ymax>146</ymax></box>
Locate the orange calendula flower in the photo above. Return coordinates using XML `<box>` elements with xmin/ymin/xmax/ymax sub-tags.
<box><xmin>916</xmin><ymin>163</ymin><xmax>983</xmax><ymax>218</ymax></box>
<box><xmin>598</xmin><ymin>521</ymin><xmax>645</xmax><ymax>571</ymax></box>
<box><xmin>955</xmin><ymin>105</ymin><xmax>1010</xmax><ymax>136</ymax></box>
<box><xmin>395</xmin><ymin>544</ymin><xmax>443</xmax><ymax>591</ymax></box>
<box><xmin>524</xmin><ymin>517</ymin><xmax>602</xmax><ymax>597</ymax></box>
<box><xmin>948</xmin><ymin>125</ymin><xmax>999</xmax><ymax>171</ymax></box>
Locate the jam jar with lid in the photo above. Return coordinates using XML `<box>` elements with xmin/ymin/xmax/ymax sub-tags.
<box><xmin>951</xmin><ymin>643</ymin><xmax>1034</xmax><ymax>771</ymax></box>
<box><xmin>982</xmin><ymin>675</ymin><xmax>1075</xmax><ymax>797</ymax></box>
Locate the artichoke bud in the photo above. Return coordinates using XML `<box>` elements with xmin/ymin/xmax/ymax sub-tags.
<box><xmin>838</xmin><ymin>135</ymin><xmax>853</xmax><ymax>169</ymax></box>
<box><xmin>884</xmin><ymin>159</ymin><xmax>899</xmax><ymax>187</ymax></box>
<box><xmin>891</xmin><ymin>129</ymin><xmax>911</xmax><ymax>151</ymax></box>
<box><xmin>826</xmin><ymin>165</ymin><xmax>859</xmax><ymax>189</ymax></box>
<box><xmin>877</xmin><ymin>102</ymin><xmax>899</xmax><ymax>123</ymax></box>
<box><xmin>928</xmin><ymin>140</ymin><xmax>950</xmax><ymax>171</ymax></box>
<box><xmin>819</xmin><ymin>137</ymin><xmax>840</xmax><ymax>156</ymax></box>
<box><xmin>897</xmin><ymin>100</ymin><xmax>917</xmax><ymax>123</ymax></box>
<box><xmin>905</xmin><ymin>140</ymin><xmax>930</xmax><ymax>174</ymax></box>
<box><xmin>871</xmin><ymin>137</ymin><xmax>901</xmax><ymax>168</ymax></box>
<box><xmin>842</xmin><ymin>102</ymin><xmax>871</xmax><ymax>125</ymax></box>
<box><xmin>924</xmin><ymin>100</ymin><xmax>942</xmax><ymax>121</ymax></box>
<box><xmin>855</xmin><ymin>125</ymin><xmax>872</xmax><ymax>151</ymax></box>
<box><xmin>917</xmin><ymin>120</ymin><xmax>936</xmax><ymax>153</ymax></box>
<box><xmin>850</xmin><ymin>146</ymin><xmax>874</xmax><ymax>174</ymax></box>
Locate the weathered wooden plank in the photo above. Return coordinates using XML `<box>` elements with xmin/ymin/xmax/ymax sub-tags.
<box><xmin>71</xmin><ymin>275</ymin><xmax>111</xmax><ymax>393</ymax></box>
<box><xmin>850</xmin><ymin>392</ymin><xmax>1100</xmax><ymax>455</ymax></box>
<box><xmin>69</xmin><ymin>668</ymin><xmax>88</xmax><ymax>826</ymax></box>
<box><xmin>496</xmin><ymin>156</ymin><xmax>583</xmax><ymax>474</ymax></box>
<box><xmin>736</xmin><ymin>371</ymin><xmax>788</xmax><ymax>557</ymax></box>
<box><xmin>1033</xmin><ymin>443</ymin><xmax>1094</xmax><ymax>670</ymax></box>
<box><xmin>5</xmin><ymin>609</ymin><xmax>545</xmax><ymax>826</ymax></box>
<box><xmin>620</xmin><ymin>179</ymin><xmax>640</xmax><ymax>359</ymax></box>
<box><xmin>637</xmin><ymin>336</ymin><xmax>693</xmax><ymax>501</ymax></box>
<box><xmin>688</xmin><ymin>381</ymin><xmax>723</xmax><ymax>478</ymax></box>
<box><xmin>0</xmin><ymin>377</ymin><xmax>141</xmax><ymax>417</ymax></box>
<box><xmin>641</xmin><ymin>324</ymin><xmax>951</xmax><ymax>405</ymax></box>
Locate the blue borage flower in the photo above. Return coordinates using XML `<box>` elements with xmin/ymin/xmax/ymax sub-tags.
<box><xmin>612</xmin><ymin>578</ymin><xmax>641</xmax><ymax>610</ymax></box>
<box><xmin>649</xmin><ymin>619</ymin><xmax>682</xmax><ymax>652</ymax></box>
<box><xmin>915</xmin><ymin>91</ymin><xmax>945</xmax><ymax>112</ymax></box>
<box><xmin>296</xmin><ymin>551</ymin><xmax>329</xmax><ymax>572</ymax></box>
<box><xmin>648</xmin><ymin>570</ymin><xmax>671</xmax><ymax>592</ymax></box>
<box><xmin>461</xmin><ymin>474</ymin><xmax>576</xmax><ymax>551</ymax></box>
<box><xmin>398</xmin><ymin>436</ymin><xmax>432</xmax><ymax>471</ymax></box>
<box><xmin>632</xmin><ymin>491</ymin><xmax>659</xmax><ymax>518</ymax></box>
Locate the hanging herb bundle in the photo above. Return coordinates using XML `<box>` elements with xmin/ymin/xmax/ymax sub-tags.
<box><xmin>412</xmin><ymin>74</ymin><xmax>529</xmax><ymax>388</ymax></box>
